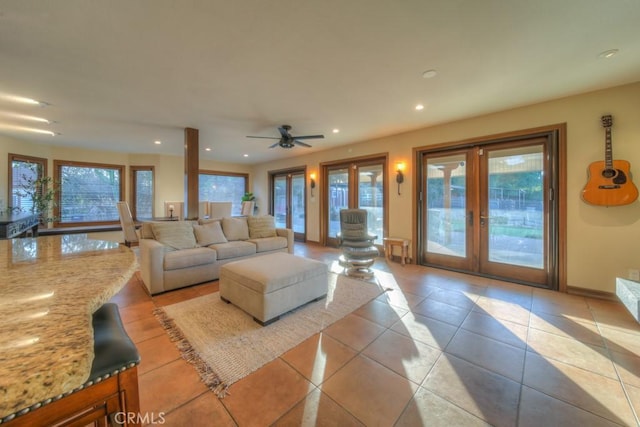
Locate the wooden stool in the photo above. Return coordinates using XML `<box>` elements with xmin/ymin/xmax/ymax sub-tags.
<box><xmin>383</xmin><ymin>237</ymin><xmax>410</xmax><ymax>265</ymax></box>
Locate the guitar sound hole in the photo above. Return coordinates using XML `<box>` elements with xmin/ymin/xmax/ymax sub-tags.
<box><xmin>602</xmin><ymin>169</ymin><xmax>617</xmax><ymax>179</ymax></box>
<box><xmin>613</xmin><ymin>169</ymin><xmax>627</xmax><ymax>185</ymax></box>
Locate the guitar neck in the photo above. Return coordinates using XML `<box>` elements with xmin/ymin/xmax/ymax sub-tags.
<box><xmin>601</xmin><ymin>115</ymin><xmax>614</xmax><ymax>171</ymax></box>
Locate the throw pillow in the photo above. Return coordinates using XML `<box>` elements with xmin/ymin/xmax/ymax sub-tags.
<box><xmin>193</xmin><ymin>221</ymin><xmax>227</xmax><ymax>246</ymax></box>
<box><xmin>151</xmin><ymin>222</ymin><xmax>197</xmax><ymax>249</ymax></box>
<box><xmin>221</xmin><ymin>216</ymin><xmax>250</xmax><ymax>241</ymax></box>
<box><xmin>247</xmin><ymin>215</ymin><xmax>277</xmax><ymax>239</ymax></box>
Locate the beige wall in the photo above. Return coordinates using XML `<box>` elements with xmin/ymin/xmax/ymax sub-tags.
<box><xmin>2</xmin><ymin>81</ymin><xmax>639</xmax><ymax>293</ymax></box>
<box><xmin>252</xmin><ymin>82</ymin><xmax>640</xmax><ymax>293</ymax></box>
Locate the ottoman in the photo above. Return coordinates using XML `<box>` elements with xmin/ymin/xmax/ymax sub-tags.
<box><xmin>219</xmin><ymin>253</ymin><xmax>328</xmax><ymax>325</ymax></box>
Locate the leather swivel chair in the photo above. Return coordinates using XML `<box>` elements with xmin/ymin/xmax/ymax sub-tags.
<box><xmin>337</xmin><ymin>208</ymin><xmax>379</xmax><ymax>277</ymax></box>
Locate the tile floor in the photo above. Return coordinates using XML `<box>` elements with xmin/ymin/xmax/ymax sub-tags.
<box><xmin>110</xmin><ymin>243</ymin><xmax>640</xmax><ymax>426</ymax></box>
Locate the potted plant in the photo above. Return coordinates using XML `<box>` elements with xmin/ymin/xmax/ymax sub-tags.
<box><xmin>241</xmin><ymin>192</ymin><xmax>256</xmax><ymax>216</ymax></box>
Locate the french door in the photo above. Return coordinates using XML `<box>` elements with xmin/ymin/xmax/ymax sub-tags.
<box><xmin>323</xmin><ymin>157</ymin><xmax>386</xmax><ymax>247</ymax></box>
<box><xmin>420</xmin><ymin>133</ymin><xmax>560</xmax><ymax>288</ymax></box>
<box><xmin>271</xmin><ymin>170</ymin><xmax>306</xmax><ymax>241</ymax></box>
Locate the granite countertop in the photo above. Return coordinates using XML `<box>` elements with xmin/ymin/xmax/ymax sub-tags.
<box><xmin>0</xmin><ymin>235</ymin><xmax>136</xmax><ymax>419</ymax></box>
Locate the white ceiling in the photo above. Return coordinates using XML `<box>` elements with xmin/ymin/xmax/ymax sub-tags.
<box><xmin>1</xmin><ymin>0</ymin><xmax>639</xmax><ymax>164</ymax></box>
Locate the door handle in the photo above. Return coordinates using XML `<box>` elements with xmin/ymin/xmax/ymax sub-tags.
<box><xmin>480</xmin><ymin>215</ymin><xmax>490</xmax><ymax>226</ymax></box>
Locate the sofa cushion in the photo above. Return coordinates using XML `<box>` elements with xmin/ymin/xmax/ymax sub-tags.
<box><xmin>248</xmin><ymin>236</ymin><xmax>288</xmax><ymax>253</ymax></box>
<box><xmin>193</xmin><ymin>221</ymin><xmax>227</xmax><ymax>246</ymax></box>
<box><xmin>164</xmin><ymin>247</ymin><xmax>217</xmax><ymax>270</ymax></box>
<box><xmin>151</xmin><ymin>222</ymin><xmax>197</xmax><ymax>250</ymax></box>
<box><xmin>199</xmin><ymin>218</ymin><xmax>222</xmax><ymax>225</ymax></box>
<box><xmin>247</xmin><ymin>215</ymin><xmax>277</xmax><ymax>238</ymax></box>
<box><xmin>222</xmin><ymin>217</ymin><xmax>249</xmax><ymax>241</ymax></box>
<box><xmin>209</xmin><ymin>241</ymin><xmax>256</xmax><ymax>260</ymax></box>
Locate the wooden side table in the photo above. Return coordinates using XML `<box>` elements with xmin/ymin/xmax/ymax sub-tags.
<box><xmin>383</xmin><ymin>237</ymin><xmax>410</xmax><ymax>265</ymax></box>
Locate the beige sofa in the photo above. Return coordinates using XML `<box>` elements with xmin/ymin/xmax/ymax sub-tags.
<box><xmin>139</xmin><ymin>216</ymin><xmax>293</xmax><ymax>295</ymax></box>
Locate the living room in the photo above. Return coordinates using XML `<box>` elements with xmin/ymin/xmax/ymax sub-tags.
<box><xmin>1</xmin><ymin>1</ymin><xmax>640</xmax><ymax>426</ymax></box>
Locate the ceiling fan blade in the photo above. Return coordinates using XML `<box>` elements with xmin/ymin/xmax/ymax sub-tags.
<box><xmin>278</xmin><ymin>126</ymin><xmax>291</xmax><ymax>138</ymax></box>
<box><xmin>268</xmin><ymin>142</ymin><xmax>281</xmax><ymax>148</ymax></box>
<box><xmin>247</xmin><ymin>136</ymin><xmax>280</xmax><ymax>139</ymax></box>
<box><xmin>292</xmin><ymin>134</ymin><xmax>324</xmax><ymax>140</ymax></box>
<box><xmin>294</xmin><ymin>140</ymin><xmax>312</xmax><ymax>147</ymax></box>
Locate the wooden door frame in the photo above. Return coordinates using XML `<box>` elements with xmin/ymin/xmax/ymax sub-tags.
<box><xmin>319</xmin><ymin>153</ymin><xmax>389</xmax><ymax>247</ymax></box>
<box><xmin>268</xmin><ymin>166</ymin><xmax>307</xmax><ymax>241</ymax></box>
<box><xmin>413</xmin><ymin>123</ymin><xmax>567</xmax><ymax>291</ymax></box>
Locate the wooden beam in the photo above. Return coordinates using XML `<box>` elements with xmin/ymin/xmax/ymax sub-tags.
<box><xmin>184</xmin><ymin>128</ymin><xmax>199</xmax><ymax>219</ymax></box>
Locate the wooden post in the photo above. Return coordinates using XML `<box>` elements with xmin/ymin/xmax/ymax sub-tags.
<box><xmin>184</xmin><ymin>128</ymin><xmax>199</xmax><ymax>220</ymax></box>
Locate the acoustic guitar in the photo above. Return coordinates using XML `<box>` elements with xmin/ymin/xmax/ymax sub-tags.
<box><xmin>582</xmin><ymin>115</ymin><xmax>638</xmax><ymax>206</ymax></box>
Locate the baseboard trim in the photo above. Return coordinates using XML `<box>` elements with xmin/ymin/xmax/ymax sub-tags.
<box><xmin>567</xmin><ymin>286</ymin><xmax>618</xmax><ymax>302</ymax></box>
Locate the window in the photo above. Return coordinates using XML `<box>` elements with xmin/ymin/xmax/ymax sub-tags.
<box><xmin>54</xmin><ymin>160</ymin><xmax>125</xmax><ymax>225</ymax></box>
<box><xmin>199</xmin><ymin>171</ymin><xmax>248</xmax><ymax>216</ymax></box>
<box><xmin>131</xmin><ymin>166</ymin><xmax>154</xmax><ymax>219</ymax></box>
<box><xmin>8</xmin><ymin>153</ymin><xmax>47</xmax><ymax>213</ymax></box>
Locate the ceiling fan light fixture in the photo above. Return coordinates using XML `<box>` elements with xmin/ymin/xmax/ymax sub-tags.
<box><xmin>422</xmin><ymin>69</ymin><xmax>437</xmax><ymax>79</ymax></box>
<box><xmin>598</xmin><ymin>49</ymin><xmax>619</xmax><ymax>59</ymax></box>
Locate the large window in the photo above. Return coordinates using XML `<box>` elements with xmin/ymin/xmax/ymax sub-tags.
<box><xmin>199</xmin><ymin>171</ymin><xmax>248</xmax><ymax>216</ymax></box>
<box><xmin>54</xmin><ymin>160</ymin><xmax>124</xmax><ymax>225</ymax></box>
<box><xmin>8</xmin><ymin>153</ymin><xmax>47</xmax><ymax>213</ymax></box>
<box><xmin>131</xmin><ymin>166</ymin><xmax>154</xmax><ymax>219</ymax></box>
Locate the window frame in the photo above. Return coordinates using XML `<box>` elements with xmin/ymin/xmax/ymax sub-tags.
<box><xmin>130</xmin><ymin>165</ymin><xmax>155</xmax><ymax>220</ymax></box>
<box><xmin>53</xmin><ymin>160</ymin><xmax>125</xmax><ymax>227</ymax></box>
<box><xmin>198</xmin><ymin>170</ymin><xmax>249</xmax><ymax>216</ymax></box>
<box><xmin>8</xmin><ymin>153</ymin><xmax>48</xmax><ymax>214</ymax></box>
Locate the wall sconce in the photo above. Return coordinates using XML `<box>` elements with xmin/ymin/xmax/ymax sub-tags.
<box><xmin>395</xmin><ymin>162</ymin><xmax>406</xmax><ymax>195</ymax></box>
<box><xmin>310</xmin><ymin>172</ymin><xmax>316</xmax><ymax>196</ymax></box>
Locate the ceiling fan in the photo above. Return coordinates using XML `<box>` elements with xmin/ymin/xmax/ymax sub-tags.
<box><xmin>246</xmin><ymin>125</ymin><xmax>324</xmax><ymax>149</ymax></box>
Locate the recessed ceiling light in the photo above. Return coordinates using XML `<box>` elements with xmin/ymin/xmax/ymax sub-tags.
<box><xmin>0</xmin><ymin>94</ymin><xmax>49</xmax><ymax>106</ymax></box>
<box><xmin>0</xmin><ymin>112</ymin><xmax>54</xmax><ymax>124</ymax></box>
<box><xmin>415</xmin><ymin>104</ymin><xmax>425</xmax><ymax>111</ymax></box>
<box><xmin>422</xmin><ymin>69</ymin><xmax>437</xmax><ymax>79</ymax></box>
<box><xmin>205</xmin><ymin>147</ymin><xmax>212</xmax><ymax>151</ymax></box>
<box><xmin>599</xmin><ymin>49</ymin><xmax>619</xmax><ymax>59</ymax></box>
<box><xmin>154</xmin><ymin>140</ymin><xmax>162</xmax><ymax>145</ymax></box>
<box><xmin>332</xmin><ymin>128</ymin><xmax>340</xmax><ymax>134</ymax></box>
<box><xmin>243</xmin><ymin>154</ymin><xmax>249</xmax><ymax>157</ymax></box>
<box><xmin>0</xmin><ymin>124</ymin><xmax>57</xmax><ymax>136</ymax></box>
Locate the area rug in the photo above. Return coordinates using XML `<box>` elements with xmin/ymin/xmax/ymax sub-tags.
<box><xmin>154</xmin><ymin>272</ymin><xmax>387</xmax><ymax>397</ymax></box>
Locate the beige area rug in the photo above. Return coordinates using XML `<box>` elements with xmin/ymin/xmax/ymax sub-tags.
<box><xmin>154</xmin><ymin>272</ymin><xmax>387</xmax><ymax>397</ymax></box>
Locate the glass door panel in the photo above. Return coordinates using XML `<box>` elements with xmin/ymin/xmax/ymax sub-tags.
<box><xmin>273</xmin><ymin>176</ymin><xmax>287</xmax><ymax>229</ymax></box>
<box><xmin>423</xmin><ymin>152</ymin><xmax>472</xmax><ymax>270</ymax></box>
<box><xmin>358</xmin><ymin>164</ymin><xmax>384</xmax><ymax>244</ymax></box>
<box><xmin>291</xmin><ymin>174</ymin><xmax>305</xmax><ymax>234</ymax></box>
<box><xmin>328</xmin><ymin>168</ymin><xmax>349</xmax><ymax>241</ymax></box>
<box><xmin>479</xmin><ymin>143</ymin><xmax>548</xmax><ymax>284</ymax></box>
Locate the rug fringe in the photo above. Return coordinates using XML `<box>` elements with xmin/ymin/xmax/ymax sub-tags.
<box><xmin>153</xmin><ymin>307</ymin><xmax>229</xmax><ymax>398</ymax></box>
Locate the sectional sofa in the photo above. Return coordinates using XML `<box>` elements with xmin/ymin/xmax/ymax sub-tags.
<box><xmin>138</xmin><ymin>215</ymin><xmax>293</xmax><ymax>295</ymax></box>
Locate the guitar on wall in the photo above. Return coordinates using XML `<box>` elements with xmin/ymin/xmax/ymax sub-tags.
<box><xmin>582</xmin><ymin>114</ymin><xmax>638</xmax><ymax>206</ymax></box>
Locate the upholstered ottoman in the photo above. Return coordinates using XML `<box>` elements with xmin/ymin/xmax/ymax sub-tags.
<box><xmin>219</xmin><ymin>253</ymin><xmax>328</xmax><ymax>325</ymax></box>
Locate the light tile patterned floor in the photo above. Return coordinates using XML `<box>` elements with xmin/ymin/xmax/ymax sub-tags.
<box><xmin>110</xmin><ymin>243</ymin><xmax>640</xmax><ymax>426</ymax></box>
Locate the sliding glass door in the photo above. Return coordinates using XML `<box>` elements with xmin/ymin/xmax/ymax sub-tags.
<box><xmin>420</xmin><ymin>134</ymin><xmax>558</xmax><ymax>288</ymax></box>
<box><xmin>271</xmin><ymin>169</ymin><xmax>306</xmax><ymax>241</ymax></box>
<box><xmin>323</xmin><ymin>157</ymin><xmax>386</xmax><ymax>247</ymax></box>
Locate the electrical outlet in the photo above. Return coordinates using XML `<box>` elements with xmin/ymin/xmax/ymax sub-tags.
<box><xmin>629</xmin><ymin>269</ymin><xmax>640</xmax><ymax>281</ymax></box>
